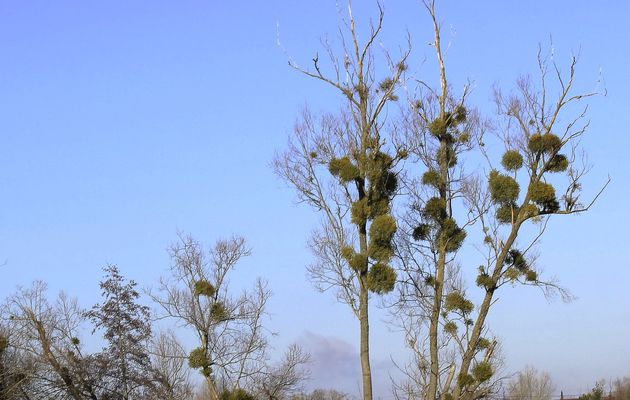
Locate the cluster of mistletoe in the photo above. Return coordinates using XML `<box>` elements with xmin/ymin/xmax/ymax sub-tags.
<box><xmin>412</xmin><ymin>106</ymin><xmax>469</xmax><ymax>254</ymax></box>
<box><xmin>328</xmin><ymin>147</ymin><xmax>400</xmax><ymax>294</ymax></box>
<box><xmin>483</xmin><ymin>131</ymin><xmax>570</xmax><ymax>287</ymax></box>
<box><xmin>490</xmin><ymin>132</ymin><xmax>568</xmax><ymax>226</ymax></box>
<box><xmin>187</xmin><ymin>279</ymin><xmax>229</xmax><ymax>378</ymax></box>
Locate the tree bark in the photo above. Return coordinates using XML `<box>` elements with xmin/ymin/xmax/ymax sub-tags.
<box><xmin>359</xmin><ymin>281</ymin><xmax>372</xmax><ymax>400</ymax></box>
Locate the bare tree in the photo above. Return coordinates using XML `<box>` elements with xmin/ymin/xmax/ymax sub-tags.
<box><xmin>275</xmin><ymin>3</ymin><xmax>410</xmax><ymax>399</ymax></box>
<box><xmin>0</xmin><ymin>281</ymin><xmax>99</xmax><ymax>399</ymax></box>
<box><xmin>147</xmin><ymin>330</ymin><xmax>194</xmax><ymax>400</ymax></box>
<box><xmin>148</xmin><ymin>234</ymin><xmax>268</xmax><ymax>400</ymax></box>
<box><xmin>507</xmin><ymin>366</ymin><xmax>555</xmax><ymax>400</ymax></box>
<box><xmin>256</xmin><ymin>344</ymin><xmax>310</xmax><ymax>400</ymax></box>
<box><xmin>0</xmin><ymin>323</ymin><xmax>35</xmax><ymax>399</ymax></box>
<box><xmin>391</xmin><ymin>2</ymin><xmax>606</xmax><ymax>400</ymax></box>
<box><xmin>610</xmin><ymin>376</ymin><xmax>630</xmax><ymax>400</ymax></box>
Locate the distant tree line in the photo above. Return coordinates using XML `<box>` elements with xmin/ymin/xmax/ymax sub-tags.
<box><xmin>0</xmin><ymin>235</ymin><xmax>310</xmax><ymax>400</ymax></box>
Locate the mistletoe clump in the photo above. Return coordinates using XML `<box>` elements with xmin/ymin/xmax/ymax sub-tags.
<box><xmin>189</xmin><ymin>347</ymin><xmax>211</xmax><ymax>376</ymax></box>
<box><xmin>423</xmin><ymin>197</ymin><xmax>447</xmax><ymax>222</ymax></box>
<box><xmin>501</xmin><ymin>150</ymin><xmax>524</xmax><ymax>171</ymax></box>
<box><xmin>444</xmin><ymin>291</ymin><xmax>474</xmax><ymax>314</ymax></box>
<box><xmin>194</xmin><ymin>280</ymin><xmax>216</xmax><ymax>297</ymax></box>
<box><xmin>528</xmin><ymin>181</ymin><xmax>560</xmax><ymax>213</ymax></box>
<box><xmin>495</xmin><ymin>204</ymin><xmax>517</xmax><ymax>224</ymax></box>
<box><xmin>429</xmin><ymin>117</ymin><xmax>448</xmax><ymax>138</ymax></box>
<box><xmin>421</xmin><ymin>169</ymin><xmax>442</xmax><ymax>189</ymax></box>
<box><xmin>350</xmin><ymin>198</ymin><xmax>370</xmax><ymax>225</ymax></box>
<box><xmin>503</xmin><ymin>249</ymin><xmax>539</xmax><ymax>282</ymax></box>
<box><xmin>505</xmin><ymin>249</ymin><xmax>527</xmax><ymax>271</ymax></box>
<box><xmin>475</xmin><ymin>273</ymin><xmax>494</xmax><ymax>291</ymax></box>
<box><xmin>438</xmin><ymin>218</ymin><xmax>466</xmax><ymax>252</ymax></box>
<box><xmin>489</xmin><ymin>170</ymin><xmax>520</xmax><ymax>204</ymax></box>
<box><xmin>472</xmin><ymin>361</ymin><xmax>493</xmax><ymax>382</ymax></box>
<box><xmin>444</xmin><ymin>321</ymin><xmax>458</xmax><ymax>334</ymax></box>
<box><xmin>453</xmin><ymin>104</ymin><xmax>467</xmax><ymax>123</ymax></box>
<box><xmin>437</xmin><ymin>143</ymin><xmax>457</xmax><ymax>168</ymax></box>
<box><xmin>366</xmin><ymin>152</ymin><xmax>398</xmax><ymax>199</ymax></box>
<box><xmin>458</xmin><ymin>373</ymin><xmax>475</xmax><ymax>389</ymax></box>
<box><xmin>368</xmin><ymin>215</ymin><xmax>397</xmax><ymax>262</ymax></box>
<box><xmin>525</xmin><ymin>270</ymin><xmax>538</xmax><ymax>282</ymax></box>
<box><xmin>341</xmin><ymin>246</ymin><xmax>368</xmax><ymax>273</ymax></box>
<box><xmin>329</xmin><ymin>156</ymin><xmax>360</xmax><ymax>183</ymax></box>
<box><xmin>546</xmin><ymin>154</ymin><xmax>569</xmax><ymax>172</ymax></box>
<box><xmin>367</xmin><ymin>262</ymin><xmax>396</xmax><ymax>294</ymax></box>
<box><xmin>210</xmin><ymin>302</ymin><xmax>229</xmax><ymax>321</ymax></box>
<box><xmin>489</xmin><ymin>169</ymin><xmax>523</xmax><ymax>224</ymax></box>
<box><xmin>528</xmin><ymin>133</ymin><xmax>562</xmax><ymax>154</ymax></box>
<box><xmin>412</xmin><ymin>223</ymin><xmax>431</xmax><ymax>241</ymax></box>
<box><xmin>476</xmin><ymin>337</ymin><xmax>491</xmax><ymax>350</ymax></box>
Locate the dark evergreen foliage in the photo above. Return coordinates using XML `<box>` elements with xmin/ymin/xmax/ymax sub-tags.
<box><xmin>88</xmin><ymin>265</ymin><xmax>153</xmax><ymax>398</ymax></box>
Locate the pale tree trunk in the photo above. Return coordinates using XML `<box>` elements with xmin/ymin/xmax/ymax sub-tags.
<box><xmin>427</xmin><ymin>2</ymin><xmax>449</xmax><ymax>398</ymax></box>
<box><xmin>359</xmin><ymin>281</ymin><xmax>372</xmax><ymax>400</ymax></box>
<box><xmin>452</xmin><ymin>223</ymin><xmax>521</xmax><ymax>400</ymax></box>
<box><xmin>427</xmin><ymin>251</ymin><xmax>446</xmax><ymax>400</ymax></box>
<box><xmin>205</xmin><ymin>377</ymin><xmax>220</xmax><ymax>400</ymax></box>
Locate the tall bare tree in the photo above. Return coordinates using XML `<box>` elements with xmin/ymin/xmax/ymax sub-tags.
<box><xmin>392</xmin><ymin>2</ymin><xmax>607</xmax><ymax>400</ymax></box>
<box><xmin>256</xmin><ymin>344</ymin><xmax>310</xmax><ymax>400</ymax></box>
<box><xmin>274</xmin><ymin>3</ymin><xmax>410</xmax><ymax>399</ymax></box>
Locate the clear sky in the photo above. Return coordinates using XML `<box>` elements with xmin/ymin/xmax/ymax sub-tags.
<box><xmin>1</xmin><ymin>1</ymin><xmax>629</xmax><ymax>398</ymax></box>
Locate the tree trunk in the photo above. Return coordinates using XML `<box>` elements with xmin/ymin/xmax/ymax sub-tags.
<box><xmin>359</xmin><ymin>281</ymin><xmax>372</xmax><ymax>400</ymax></box>
<box><xmin>206</xmin><ymin>377</ymin><xmax>220</xmax><ymax>400</ymax></box>
<box><xmin>427</xmin><ymin>250</ymin><xmax>447</xmax><ymax>400</ymax></box>
<box><xmin>452</xmin><ymin>223</ymin><xmax>521</xmax><ymax>400</ymax></box>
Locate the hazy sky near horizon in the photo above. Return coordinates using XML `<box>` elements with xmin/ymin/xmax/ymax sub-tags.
<box><xmin>1</xmin><ymin>1</ymin><xmax>629</xmax><ymax>398</ymax></box>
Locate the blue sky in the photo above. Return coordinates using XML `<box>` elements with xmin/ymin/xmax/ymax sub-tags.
<box><xmin>1</xmin><ymin>1</ymin><xmax>629</xmax><ymax>398</ymax></box>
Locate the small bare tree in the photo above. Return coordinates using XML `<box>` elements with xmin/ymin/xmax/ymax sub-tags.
<box><xmin>256</xmin><ymin>344</ymin><xmax>310</xmax><ymax>400</ymax></box>
<box><xmin>507</xmin><ymin>366</ymin><xmax>555</xmax><ymax>400</ymax></box>
<box><xmin>1</xmin><ymin>281</ymin><xmax>98</xmax><ymax>399</ymax></box>
<box><xmin>148</xmin><ymin>234</ymin><xmax>269</xmax><ymax>400</ymax></box>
